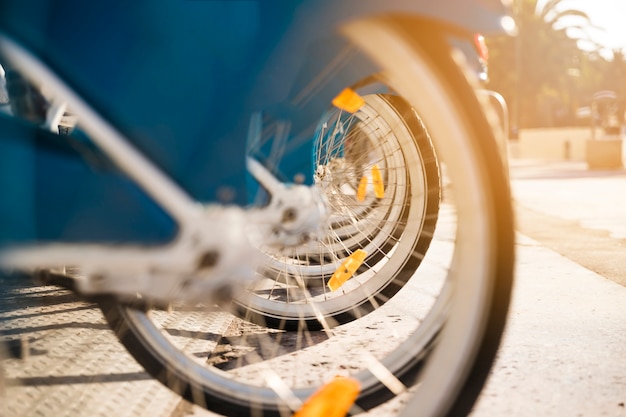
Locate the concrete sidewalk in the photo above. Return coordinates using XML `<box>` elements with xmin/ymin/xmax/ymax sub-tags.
<box><xmin>509</xmin><ymin>158</ymin><xmax>626</xmax><ymax>240</ymax></box>
<box><xmin>470</xmin><ymin>158</ymin><xmax>626</xmax><ymax>417</ymax></box>
<box><xmin>510</xmin><ymin>159</ymin><xmax>626</xmax><ymax>286</ymax></box>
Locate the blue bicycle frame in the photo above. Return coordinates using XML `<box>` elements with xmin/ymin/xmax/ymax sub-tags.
<box><xmin>0</xmin><ymin>0</ymin><xmax>508</xmax><ymax>247</ymax></box>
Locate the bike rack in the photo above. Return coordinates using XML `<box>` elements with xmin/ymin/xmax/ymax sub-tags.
<box><xmin>478</xmin><ymin>89</ymin><xmax>510</xmax><ymax>175</ymax></box>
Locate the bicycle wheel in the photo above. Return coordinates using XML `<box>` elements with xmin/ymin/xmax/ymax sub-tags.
<box><xmin>99</xmin><ymin>16</ymin><xmax>514</xmax><ymax>417</ymax></box>
<box><xmin>235</xmin><ymin>93</ymin><xmax>440</xmax><ymax>329</ymax></box>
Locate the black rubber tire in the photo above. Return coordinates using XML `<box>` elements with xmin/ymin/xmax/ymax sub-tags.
<box><xmin>98</xmin><ymin>17</ymin><xmax>514</xmax><ymax>417</ymax></box>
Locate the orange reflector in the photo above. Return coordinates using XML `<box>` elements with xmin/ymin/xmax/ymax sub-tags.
<box><xmin>293</xmin><ymin>376</ymin><xmax>360</xmax><ymax>417</ymax></box>
<box><xmin>371</xmin><ymin>164</ymin><xmax>384</xmax><ymax>198</ymax></box>
<box><xmin>474</xmin><ymin>33</ymin><xmax>489</xmax><ymax>62</ymax></box>
<box><xmin>327</xmin><ymin>249</ymin><xmax>367</xmax><ymax>291</ymax></box>
<box><xmin>331</xmin><ymin>88</ymin><xmax>365</xmax><ymax>113</ymax></box>
<box><xmin>356</xmin><ymin>175</ymin><xmax>368</xmax><ymax>202</ymax></box>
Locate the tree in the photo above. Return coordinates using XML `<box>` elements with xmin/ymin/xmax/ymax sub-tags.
<box><xmin>603</xmin><ymin>50</ymin><xmax>626</xmax><ymax>100</ymax></box>
<box><xmin>486</xmin><ymin>0</ymin><xmax>595</xmax><ymax>129</ymax></box>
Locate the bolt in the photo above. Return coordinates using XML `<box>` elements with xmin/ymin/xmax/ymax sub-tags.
<box><xmin>197</xmin><ymin>251</ymin><xmax>219</xmax><ymax>269</ymax></box>
<box><xmin>282</xmin><ymin>207</ymin><xmax>297</xmax><ymax>223</ymax></box>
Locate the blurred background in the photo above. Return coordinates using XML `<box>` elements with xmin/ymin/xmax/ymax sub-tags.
<box><xmin>486</xmin><ymin>0</ymin><xmax>626</xmax><ymax>134</ymax></box>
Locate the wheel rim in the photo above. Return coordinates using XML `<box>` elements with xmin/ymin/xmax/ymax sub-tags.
<box><xmin>115</xmin><ymin>16</ymin><xmax>512</xmax><ymax>417</ymax></box>
<box><xmin>237</xmin><ymin>93</ymin><xmax>432</xmax><ymax>323</ymax></box>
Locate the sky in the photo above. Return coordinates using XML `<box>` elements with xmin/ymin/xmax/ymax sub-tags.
<box><xmin>547</xmin><ymin>0</ymin><xmax>626</xmax><ymax>56</ymax></box>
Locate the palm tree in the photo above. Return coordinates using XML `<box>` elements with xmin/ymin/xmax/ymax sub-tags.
<box><xmin>605</xmin><ymin>50</ymin><xmax>626</xmax><ymax>100</ymax></box>
<box><xmin>487</xmin><ymin>0</ymin><xmax>595</xmax><ymax>128</ymax></box>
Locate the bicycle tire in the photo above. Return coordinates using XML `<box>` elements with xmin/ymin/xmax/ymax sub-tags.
<box><xmin>98</xmin><ymin>15</ymin><xmax>514</xmax><ymax>417</ymax></box>
<box><xmin>234</xmin><ymin>92</ymin><xmax>441</xmax><ymax>330</ymax></box>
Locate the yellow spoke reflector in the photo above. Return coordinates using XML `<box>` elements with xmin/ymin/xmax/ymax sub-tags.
<box><xmin>293</xmin><ymin>376</ymin><xmax>360</xmax><ymax>417</ymax></box>
<box><xmin>356</xmin><ymin>175</ymin><xmax>368</xmax><ymax>202</ymax></box>
<box><xmin>331</xmin><ymin>88</ymin><xmax>365</xmax><ymax>113</ymax></box>
<box><xmin>371</xmin><ymin>164</ymin><xmax>384</xmax><ymax>199</ymax></box>
<box><xmin>327</xmin><ymin>249</ymin><xmax>367</xmax><ymax>291</ymax></box>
